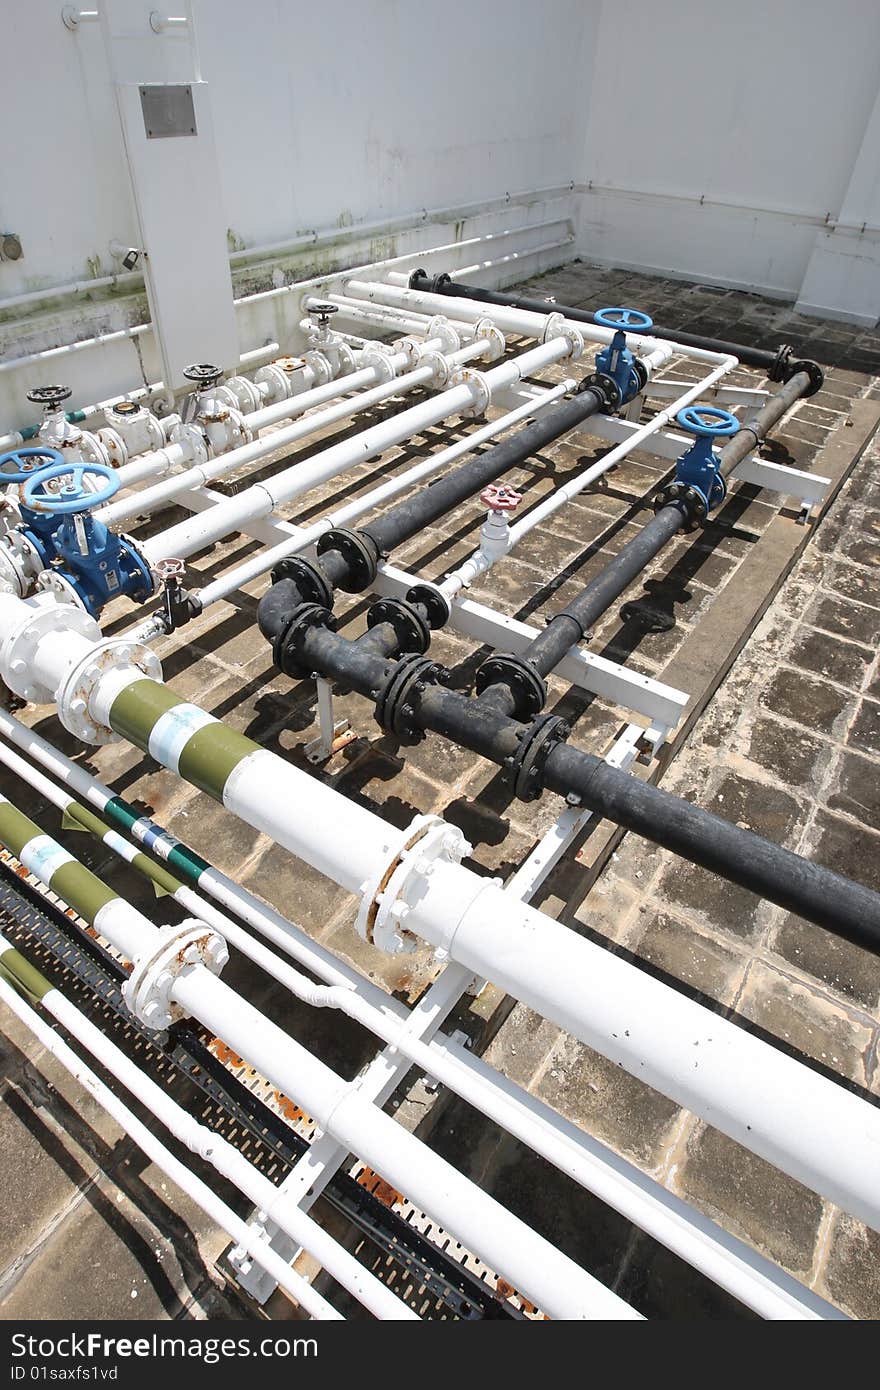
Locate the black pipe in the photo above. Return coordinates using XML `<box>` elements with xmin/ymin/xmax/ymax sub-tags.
<box><xmin>259</xmin><ymin>383</ymin><xmax>605</xmax><ymax>645</ymax></box>
<box><xmin>279</xmin><ymin>620</ymin><xmax>880</xmax><ymax>955</ymax></box>
<box><xmin>409</xmin><ymin>269</ymin><xmax>824</xmax><ymax>391</ymax></box>
<box><xmin>358</xmin><ymin>386</ymin><xmax>604</xmax><ymax>556</ymax></box>
<box><xmin>520</xmin><ymin>369</ymin><xmax>813</xmax><ymax>679</ymax></box>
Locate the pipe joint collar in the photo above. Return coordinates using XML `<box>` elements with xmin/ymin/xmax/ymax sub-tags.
<box><xmin>449</xmin><ymin>367</ymin><xmax>491</xmax><ymax>417</ymax></box>
<box><xmin>123</xmin><ymin>919</ymin><xmax>229</xmax><ymax>1031</ymax></box>
<box><xmin>425</xmin><ymin>315</ymin><xmax>461</xmax><ymax>354</ymax></box>
<box><xmin>541</xmin><ymin>312</ymin><xmax>584</xmax><ymax>359</ymax></box>
<box><xmin>472</xmin><ymin>318</ymin><xmax>506</xmax><ymax>361</ymax></box>
<box><xmin>355</xmin><ymin>812</ymin><xmax>472</xmax><ymax>955</ymax></box>
<box><xmin>360</xmin><ymin>345</ymin><xmax>398</xmax><ymax>384</ymax></box>
<box><xmin>58</xmin><ymin>637</ymin><xmax>162</xmax><ymax>745</ymax></box>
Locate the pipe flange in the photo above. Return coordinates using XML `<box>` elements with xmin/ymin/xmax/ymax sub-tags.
<box><xmin>768</xmin><ymin>344</ymin><xmax>793</xmax><ymax>384</ymax></box>
<box><xmin>632</xmin><ymin>358</ymin><xmax>649</xmax><ymax>395</ymax></box>
<box><xmin>374</xmin><ymin>653</ymin><xmax>445</xmax><ymax>746</ymax></box>
<box><xmin>786</xmin><ymin>357</ymin><xmax>824</xmax><ymax>398</ymax></box>
<box><xmin>57</xmin><ymin>636</ymin><xmax>163</xmax><ymax>745</ymax></box>
<box><xmin>223</xmin><ymin>374</ymin><xmax>263</xmax><ymax>414</ymax></box>
<box><xmin>355</xmin><ymin>812</ymin><xmax>472</xmax><ymax>955</ymax></box>
<box><xmin>367</xmin><ymin>597</ymin><xmax>431</xmax><ymax>655</ymax></box>
<box><xmin>303</xmin><ymin>350</ymin><xmax>333</xmax><ymax>387</ymax></box>
<box><xmin>333</xmin><ymin>341</ymin><xmax>357</xmax><ymax>376</ymax></box>
<box><xmin>425</xmin><ymin>315</ymin><xmax>460</xmax><ymax>354</ymax></box>
<box><xmin>408</xmin><ymin>268</ymin><xmax>431</xmax><ymax>291</ymax></box>
<box><xmin>169</xmin><ymin>421</ymin><xmax>210</xmax><ymax>468</ymax></box>
<box><xmin>405</xmin><ymin>581</ymin><xmax>451</xmax><ymax>629</ymax></box>
<box><xmin>578</xmin><ymin>371</ymin><xmax>621</xmax><ymax>413</ymax></box>
<box><xmin>503</xmin><ymin>713</ymin><xmax>571</xmax><ymax>803</ymax></box>
<box><xmin>449</xmin><ymin>367</ymin><xmax>491</xmax><ymax>418</ymax></box>
<box><xmin>475</xmin><ymin>651</ymin><xmax>547</xmax><ymax>721</ymax></box>
<box><xmin>254</xmin><ymin>361</ymin><xmax>297</xmax><ymax>404</ymax></box>
<box><xmin>274</xmin><ymin>603</ymin><xmax>336</xmax><ymax>680</ymax></box>
<box><xmin>123</xmin><ymin>919</ymin><xmax>228</xmax><ymax>1030</ymax></box>
<box><xmin>360</xmin><ymin>346</ymin><xmax>397</xmax><ymax>384</ymax></box>
<box><xmin>33</xmin><ymin>569</ymin><xmax>89</xmax><ymax>611</ymax></box>
<box><xmin>269</xmin><ymin>556</ymin><xmax>334</xmax><ymax>610</ymax></box>
<box><xmin>541</xmin><ymin>311</ymin><xmax>584</xmax><ymax>359</ymax></box>
<box><xmin>392</xmin><ymin>336</ymin><xmax>422</xmax><ymax>370</ymax></box>
<box><xmin>420</xmin><ymin>351</ymin><xmax>450</xmax><ymax>387</ymax></box>
<box><xmin>654</xmin><ymin>481</ymin><xmax>706</xmax><ymax>532</ymax></box>
<box><xmin>0</xmin><ymin>597</ymin><xmax>101</xmax><ymax>707</ymax></box>
<box><xmin>316</xmin><ymin>527</ymin><xmax>379</xmax><ymax>592</ymax></box>
<box><xmin>472</xmin><ymin>318</ymin><xmax>506</xmax><ymax>361</ymax></box>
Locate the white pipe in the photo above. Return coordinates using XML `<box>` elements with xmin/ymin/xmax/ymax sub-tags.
<box><xmin>101</xmin><ymin>336</ymin><xmax>484</xmax><ymax>529</ymax></box>
<box><xmin>441</xmin><ymin>359</ymin><xmax>735</xmax><ymax>598</ymax></box>
<box><xmin>0</xmin><ymin>270</ymin><xmax>143</xmax><ymax>313</ymax></box>
<box><xmin>0</xmin><ymin>324</ymin><xmax>151</xmax><ymax>377</ymax></box>
<box><xmin>140</xmin><ymin>337</ymin><xmax>576</xmax><ymax>566</ymax></box>
<box><xmin>228</xmin><ymin>194</ymin><xmax>574</xmax><ymax>266</ymax></box>
<box><xmin>346</xmin><ymin>279</ymin><xmax>734</xmax><ymax>368</ymax></box>
<box><xmin>0</xmin><ymin>739</ymin><xmax>630</xmax><ymax>1319</ymax></box>
<box><xmin>190</xmin><ymin>379</ymin><xmax>574</xmax><ymax>611</ymax></box>
<box><xmin>0</xmin><ymin>969</ymin><xmax>340</xmax><ymax>1320</ymax></box>
<box><xmin>0</xmin><ymin>708</ymin><xmax>845</xmax><ymax>1320</ymax></box>
<box><xmin>386</xmin><ymin>234</ymin><xmax>573</xmax><ymax>284</ymax></box>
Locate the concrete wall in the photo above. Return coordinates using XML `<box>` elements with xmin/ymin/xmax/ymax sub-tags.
<box><xmin>1</xmin><ymin>0</ymin><xmax>878</xmax><ymax>423</ymax></box>
<box><xmin>578</xmin><ymin>0</ymin><xmax>880</xmax><ymax>322</ymax></box>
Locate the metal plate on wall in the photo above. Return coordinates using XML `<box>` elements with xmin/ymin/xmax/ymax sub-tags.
<box><xmin>140</xmin><ymin>84</ymin><xmax>197</xmax><ymax>139</ymax></box>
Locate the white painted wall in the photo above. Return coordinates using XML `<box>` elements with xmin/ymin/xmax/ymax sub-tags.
<box><xmin>1</xmin><ymin>0</ymin><xmax>877</xmax><ymax>428</ymax></box>
<box><xmin>577</xmin><ymin>0</ymin><xmax>880</xmax><ymax>321</ymax></box>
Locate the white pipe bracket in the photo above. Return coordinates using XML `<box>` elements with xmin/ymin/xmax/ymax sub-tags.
<box><xmin>58</xmin><ymin>638</ymin><xmax>162</xmax><ymax>744</ymax></box>
<box><xmin>123</xmin><ymin>919</ymin><xmax>229</xmax><ymax>1030</ymax></box>
<box><xmin>449</xmin><ymin>367</ymin><xmax>491</xmax><ymax>417</ymax></box>
<box><xmin>356</xmin><ymin>814</ymin><xmax>472</xmax><ymax>955</ymax></box>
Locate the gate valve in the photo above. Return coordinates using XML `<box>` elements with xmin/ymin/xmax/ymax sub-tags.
<box><xmin>655</xmin><ymin>405</ymin><xmax>740</xmax><ymax>530</ymax></box>
<box><xmin>479</xmin><ymin>485</ymin><xmax>522</xmax><ymax>564</ymax></box>
<box><xmin>19</xmin><ymin>462</ymin><xmax>153</xmax><ymax>617</ymax></box>
<box><xmin>27</xmin><ymin>384</ymin><xmax>109</xmax><ymax>464</ymax></box>
<box><xmin>591</xmin><ymin>307</ymin><xmax>653</xmax><ymax>409</ymax></box>
<box><xmin>181</xmin><ymin>363</ymin><xmax>251</xmax><ymax>454</ymax></box>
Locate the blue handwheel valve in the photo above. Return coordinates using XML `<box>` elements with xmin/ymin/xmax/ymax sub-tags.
<box><xmin>591</xmin><ymin>307</ymin><xmax>654</xmax><ymax>409</ymax></box>
<box><xmin>655</xmin><ymin>405</ymin><xmax>740</xmax><ymax>530</ymax></box>
<box><xmin>18</xmin><ymin>461</ymin><xmax>153</xmax><ymax>618</ymax></box>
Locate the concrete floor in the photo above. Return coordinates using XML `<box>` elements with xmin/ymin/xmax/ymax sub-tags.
<box><xmin>1</xmin><ymin>260</ymin><xmax>878</xmax><ymax>1319</ymax></box>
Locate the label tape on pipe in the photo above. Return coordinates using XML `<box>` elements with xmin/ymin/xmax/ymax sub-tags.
<box><xmin>149</xmin><ymin>704</ymin><xmax>217</xmax><ymax>775</ymax></box>
<box><xmin>20</xmin><ymin>835</ymin><xmax>75</xmax><ymax>884</ymax></box>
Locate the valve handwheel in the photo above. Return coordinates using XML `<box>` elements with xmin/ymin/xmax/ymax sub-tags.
<box><xmin>182</xmin><ymin>363</ymin><xmax>223</xmax><ymax>389</ymax></box>
<box><xmin>308</xmin><ymin>302</ymin><xmax>339</xmax><ymax>328</ymax></box>
<box><xmin>676</xmin><ymin>405</ymin><xmax>740</xmax><ymax>438</ymax></box>
<box><xmin>0</xmin><ymin>446</ymin><xmax>65</xmax><ymax>482</ymax></box>
<box><xmin>481</xmin><ymin>484</ymin><xmax>522</xmax><ymax>512</ymax></box>
<box><xmin>594</xmin><ymin>307</ymin><xmax>654</xmax><ymax>333</ymax></box>
<box><xmin>26</xmin><ymin>385</ymin><xmax>73</xmax><ymax>410</ymax></box>
<box><xmin>21</xmin><ymin>461</ymin><xmax>120</xmax><ymax>514</ymax></box>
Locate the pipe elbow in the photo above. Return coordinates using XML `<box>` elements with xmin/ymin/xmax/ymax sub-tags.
<box><xmin>257</xmin><ymin>577</ymin><xmax>303</xmax><ymax>643</ymax></box>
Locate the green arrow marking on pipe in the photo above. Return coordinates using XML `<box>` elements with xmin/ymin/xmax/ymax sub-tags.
<box><xmin>0</xmin><ymin>944</ymin><xmax>53</xmax><ymax>1004</ymax></box>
